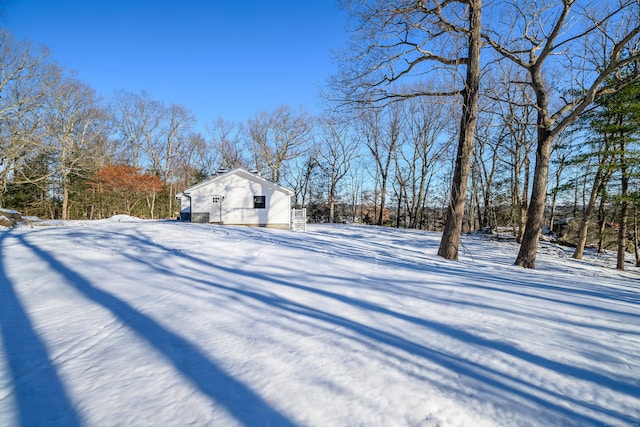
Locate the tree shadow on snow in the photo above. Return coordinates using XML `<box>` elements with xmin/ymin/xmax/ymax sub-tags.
<box><xmin>14</xmin><ymin>233</ymin><xmax>297</xmax><ymax>427</ymax></box>
<box><xmin>26</xmin><ymin>224</ymin><xmax>639</xmax><ymax>426</ymax></box>
<box><xmin>116</xmin><ymin>227</ymin><xmax>639</xmax><ymax>426</ymax></box>
<box><xmin>201</xmin><ymin>264</ymin><xmax>640</xmax><ymax>426</ymax></box>
<box><xmin>0</xmin><ymin>231</ymin><xmax>82</xmax><ymax>426</ymax></box>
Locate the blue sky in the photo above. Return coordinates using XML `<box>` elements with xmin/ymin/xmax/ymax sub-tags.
<box><xmin>4</xmin><ymin>0</ymin><xmax>349</xmax><ymax>127</ymax></box>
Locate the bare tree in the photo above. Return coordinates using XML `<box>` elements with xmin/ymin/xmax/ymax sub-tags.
<box><xmin>315</xmin><ymin>117</ymin><xmax>360</xmax><ymax>223</ymax></box>
<box><xmin>287</xmin><ymin>154</ymin><xmax>318</xmax><ymax>209</ymax></box>
<box><xmin>471</xmin><ymin>113</ymin><xmax>504</xmax><ymax>232</ymax></box>
<box><xmin>436</xmin><ymin>0</ymin><xmax>483</xmax><ymax>258</ymax></box>
<box><xmin>206</xmin><ymin>117</ymin><xmax>247</xmax><ymax>170</ymax></box>
<box><xmin>488</xmin><ymin>64</ymin><xmax>536</xmax><ymax>242</ymax></box>
<box><xmin>111</xmin><ymin>90</ymin><xmax>163</xmax><ymax>169</ymax></box>
<box><xmin>0</xmin><ymin>30</ymin><xmax>53</xmax><ymax>200</ymax></box>
<box><xmin>336</xmin><ymin>0</ymin><xmax>483</xmax><ymax>259</ymax></box>
<box><xmin>247</xmin><ymin>105</ymin><xmax>313</xmax><ymax>183</ymax></box>
<box><xmin>358</xmin><ymin>106</ymin><xmax>402</xmax><ymax>225</ymax></box>
<box><xmin>175</xmin><ymin>132</ymin><xmax>216</xmax><ymax>188</ymax></box>
<box><xmin>44</xmin><ymin>71</ymin><xmax>108</xmax><ymax>219</ymax></box>
<box><xmin>397</xmin><ymin>95</ymin><xmax>452</xmax><ymax>229</ymax></box>
<box><xmin>159</xmin><ymin>104</ymin><xmax>195</xmax><ymax>216</ymax></box>
<box><xmin>482</xmin><ymin>0</ymin><xmax>640</xmax><ymax>268</ymax></box>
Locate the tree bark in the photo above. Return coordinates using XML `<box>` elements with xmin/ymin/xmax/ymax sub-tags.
<box><xmin>62</xmin><ymin>183</ymin><xmax>69</xmax><ymax>220</ymax></box>
<box><xmin>515</xmin><ymin>126</ymin><xmax>552</xmax><ymax>268</ymax></box>
<box><xmin>437</xmin><ymin>0</ymin><xmax>482</xmax><ymax>260</ymax></box>
<box><xmin>617</xmin><ymin>140</ymin><xmax>629</xmax><ymax>270</ymax></box>
<box><xmin>572</xmin><ymin>170</ymin><xmax>602</xmax><ymax>259</ymax></box>
<box><xmin>597</xmin><ymin>186</ymin><xmax>608</xmax><ymax>253</ymax></box>
<box><xmin>329</xmin><ymin>181</ymin><xmax>336</xmax><ymax>223</ymax></box>
<box><xmin>634</xmin><ymin>204</ymin><xmax>639</xmax><ymax>267</ymax></box>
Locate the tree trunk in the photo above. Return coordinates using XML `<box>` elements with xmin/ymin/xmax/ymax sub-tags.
<box><xmin>573</xmin><ymin>169</ymin><xmax>602</xmax><ymax>259</ymax></box>
<box><xmin>517</xmin><ymin>156</ymin><xmax>530</xmax><ymax>243</ymax></box>
<box><xmin>61</xmin><ymin>183</ymin><xmax>69</xmax><ymax>220</ymax></box>
<box><xmin>549</xmin><ymin>190</ymin><xmax>558</xmax><ymax>235</ymax></box>
<box><xmin>597</xmin><ymin>188</ymin><xmax>608</xmax><ymax>253</ymax></box>
<box><xmin>515</xmin><ymin>128</ymin><xmax>553</xmax><ymax>268</ymax></box>
<box><xmin>414</xmin><ymin>166</ymin><xmax>427</xmax><ymax>229</ymax></box>
<box><xmin>617</xmin><ymin>198</ymin><xmax>628</xmax><ymax>270</ymax></box>
<box><xmin>515</xmin><ymin>47</ymin><xmax>559</xmax><ymax>269</ymax></box>
<box><xmin>396</xmin><ymin>186</ymin><xmax>402</xmax><ymax>228</ymax></box>
<box><xmin>437</xmin><ymin>0</ymin><xmax>482</xmax><ymax>260</ymax></box>
<box><xmin>329</xmin><ymin>180</ymin><xmax>336</xmax><ymax>223</ymax></box>
<box><xmin>483</xmin><ymin>189</ymin><xmax>492</xmax><ymax>230</ymax></box>
<box><xmin>617</xmin><ymin>142</ymin><xmax>629</xmax><ymax>270</ymax></box>
<box><xmin>378</xmin><ymin>161</ymin><xmax>392</xmax><ymax>225</ymax></box>
<box><xmin>475</xmin><ymin>180</ymin><xmax>483</xmax><ymax>230</ymax></box>
<box><xmin>634</xmin><ymin>204</ymin><xmax>639</xmax><ymax>267</ymax></box>
<box><xmin>147</xmin><ymin>192</ymin><xmax>157</xmax><ymax>220</ymax></box>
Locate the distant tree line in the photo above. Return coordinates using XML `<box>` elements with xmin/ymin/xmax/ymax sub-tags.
<box><xmin>1</xmin><ymin>0</ymin><xmax>639</xmax><ymax>270</ymax></box>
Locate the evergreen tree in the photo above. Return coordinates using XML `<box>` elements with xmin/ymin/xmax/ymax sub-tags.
<box><xmin>585</xmin><ymin>81</ymin><xmax>640</xmax><ymax>270</ymax></box>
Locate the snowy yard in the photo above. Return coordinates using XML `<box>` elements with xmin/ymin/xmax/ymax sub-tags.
<box><xmin>1</xmin><ymin>217</ymin><xmax>639</xmax><ymax>426</ymax></box>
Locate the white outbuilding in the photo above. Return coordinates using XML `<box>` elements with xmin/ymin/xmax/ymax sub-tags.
<box><xmin>176</xmin><ymin>167</ymin><xmax>294</xmax><ymax>229</ymax></box>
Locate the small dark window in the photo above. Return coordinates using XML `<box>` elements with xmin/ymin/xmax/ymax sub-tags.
<box><xmin>253</xmin><ymin>195</ymin><xmax>266</xmax><ymax>209</ymax></box>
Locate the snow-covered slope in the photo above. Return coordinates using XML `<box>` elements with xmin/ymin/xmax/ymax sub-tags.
<box><xmin>1</xmin><ymin>219</ymin><xmax>638</xmax><ymax>426</ymax></box>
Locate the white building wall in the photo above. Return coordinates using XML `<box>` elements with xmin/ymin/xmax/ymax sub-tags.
<box><xmin>180</xmin><ymin>170</ymin><xmax>291</xmax><ymax>227</ymax></box>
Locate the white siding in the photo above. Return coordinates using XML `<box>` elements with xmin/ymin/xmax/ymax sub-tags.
<box><xmin>179</xmin><ymin>169</ymin><xmax>292</xmax><ymax>227</ymax></box>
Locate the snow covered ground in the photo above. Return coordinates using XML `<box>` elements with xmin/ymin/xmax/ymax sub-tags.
<box><xmin>1</xmin><ymin>217</ymin><xmax>638</xmax><ymax>426</ymax></box>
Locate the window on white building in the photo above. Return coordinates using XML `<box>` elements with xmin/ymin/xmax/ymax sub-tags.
<box><xmin>253</xmin><ymin>196</ymin><xmax>266</xmax><ymax>209</ymax></box>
